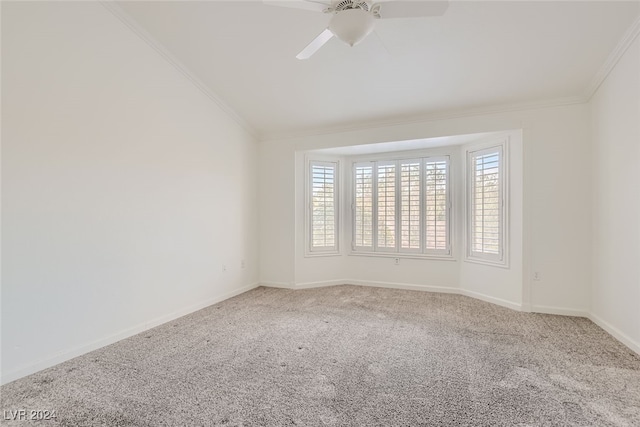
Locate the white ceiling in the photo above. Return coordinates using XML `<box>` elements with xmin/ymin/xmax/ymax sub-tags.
<box><xmin>116</xmin><ymin>1</ymin><xmax>640</xmax><ymax>138</ymax></box>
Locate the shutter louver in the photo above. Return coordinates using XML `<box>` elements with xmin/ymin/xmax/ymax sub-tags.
<box><xmin>351</xmin><ymin>156</ymin><xmax>450</xmax><ymax>257</ymax></box>
<box><xmin>470</xmin><ymin>150</ymin><xmax>502</xmax><ymax>258</ymax></box>
<box><xmin>310</xmin><ymin>162</ymin><xmax>338</xmax><ymax>252</ymax></box>
<box><xmin>377</xmin><ymin>163</ymin><xmax>396</xmax><ymax>250</ymax></box>
<box><xmin>400</xmin><ymin>160</ymin><xmax>421</xmax><ymax>251</ymax></box>
<box><xmin>354</xmin><ymin>164</ymin><xmax>373</xmax><ymax>248</ymax></box>
<box><xmin>425</xmin><ymin>160</ymin><xmax>448</xmax><ymax>252</ymax></box>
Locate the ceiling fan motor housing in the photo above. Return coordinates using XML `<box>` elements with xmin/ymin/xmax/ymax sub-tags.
<box><xmin>334</xmin><ymin>0</ymin><xmax>370</xmax><ymax>12</ymax></box>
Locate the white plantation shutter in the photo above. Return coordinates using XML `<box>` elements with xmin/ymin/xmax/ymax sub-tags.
<box><xmin>400</xmin><ymin>160</ymin><xmax>421</xmax><ymax>251</ymax></box>
<box><xmin>425</xmin><ymin>159</ymin><xmax>449</xmax><ymax>253</ymax></box>
<box><xmin>376</xmin><ymin>162</ymin><xmax>396</xmax><ymax>250</ymax></box>
<box><xmin>351</xmin><ymin>156</ymin><xmax>450</xmax><ymax>257</ymax></box>
<box><xmin>354</xmin><ymin>163</ymin><xmax>374</xmax><ymax>249</ymax></box>
<box><xmin>309</xmin><ymin>161</ymin><xmax>338</xmax><ymax>253</ymax></box>
<box><xmin>468</xmin><ymin>147</ymin><xmax>504</xmax><ymax>262</ymax></box>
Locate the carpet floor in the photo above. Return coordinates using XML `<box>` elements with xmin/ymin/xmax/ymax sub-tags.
<box><xmin>1</xmin><ymin>285</ymin><xmax>640</xmax><ymax>426</ymax></box>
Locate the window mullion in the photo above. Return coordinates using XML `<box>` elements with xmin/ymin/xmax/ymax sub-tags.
<box><xmin>420</xmin><ymin>158</ymin><xmax>425</xmax><ymax>254</ymax></box>
<box><xmin>372</xmin><ymin>162</ymin><xmax>379</xmax><ymax>252</ymax></box>
<box><xmin>351</xmin><ymin>163</ymin><xmax>356</xmax><ymax>251</ymax></box>
<box><xmin>446</xmin><ymin>158</ymin><xmax>451</xmax><ymax>254</ymax></box>
<box><xmin>395</xmin><ymin>160</ymin><xmax>401</xmax><ymax>253</ymax></box>
<box><xmin>499</xmin><ymin>148</ymin><xmax>504</xmax><ymax>259</ymax></box>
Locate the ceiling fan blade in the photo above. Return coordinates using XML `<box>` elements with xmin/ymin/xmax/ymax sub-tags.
<box><xmin>296</xmin><ymin>28</ymin><xmax>334</xmax><ymax>59</ymax></box>
<box><xmin>263</xmin><ymin>0</ymin><xmax>329</xmax><ymax>13</ymax></box>
<box><xmin>377</xmin><ymin>0</ymin><xmax>448</xmax><ymax>19</ymax></box>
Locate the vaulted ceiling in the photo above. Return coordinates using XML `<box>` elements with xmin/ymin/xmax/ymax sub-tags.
<box><xmin>115</xmin><ymin>1</ymin><xmax>640</xmax><ymax>138</ymax></box>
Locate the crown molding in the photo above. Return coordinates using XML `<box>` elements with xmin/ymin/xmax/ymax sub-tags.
<box><xmin>583</xmin><ymin>13</ymin><xmax>640</xmax><ymax>101</ymax></box>
<box><xmin>100</xmin><ymin>1</ymin><xmax>259</xmax><ymax>140</ymax></box>
<box><xmin>260</xmin><ymin>95</ymin><xmax>586</xmax><ymax>141</ymax></box>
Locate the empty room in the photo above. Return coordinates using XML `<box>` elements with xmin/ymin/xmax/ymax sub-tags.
<box><xmin>1</xmin><ymin>0</ymin><xmax>639</xmax><ymax>425</ymax></box>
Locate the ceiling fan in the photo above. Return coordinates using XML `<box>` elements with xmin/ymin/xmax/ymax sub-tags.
<box><xmin>265</xmin><ymin>0</ymin><xmax>449</xmax><ymax>59</ymax></box>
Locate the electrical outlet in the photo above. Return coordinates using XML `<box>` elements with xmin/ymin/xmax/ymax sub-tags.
<box><xmin>533</xmin><ymin>271</ymin><xmax>540</xmax><ymax>281</ymax></box>
<box><xmin>241</xmin><ymin>260</ymin><xmax>245</xmax><ymax>269</ymax></box>
<box><xmin>222</xmin><ymin>264</ymin><xmax>227</xmax><ymax>272</ymax></box>
<box><xmin>394</xmin><ymin>258</ymin><xmax>400</xmax><ymax>265</ymax></box>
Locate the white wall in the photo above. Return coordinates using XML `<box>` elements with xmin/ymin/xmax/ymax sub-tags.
<box><xmin>590</xmin><ymin>35</ymin><xmax>640</xmax><ymax>352</ymax></box>
<box><xmin>258</xmin><ymin>141</ymin><xmax>295</xmax><ymax>287</ymax></box>
<box><xmin>260</xmin><ymin>104</ymin><xmax>591</xmax><ymax>314</ymax></box>
<box><xmin>1</xmin><ymin>2</ymin><xmax>259</xmax><ymax>383</ymax></box>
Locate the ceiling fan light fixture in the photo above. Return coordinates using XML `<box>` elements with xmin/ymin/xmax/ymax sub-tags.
<box><xmin>329</xmin><ymin>9</ymin><xmax>374</xmax><ymax>47</ymax></box>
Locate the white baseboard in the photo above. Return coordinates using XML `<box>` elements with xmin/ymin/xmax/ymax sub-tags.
<box><xmin>459</xmin><ymin>289</ymin><xmax>522</xmax><ymax>311</ymax></box>
<box><xmin>588</xmin><ymin>312</ymin><xmax>640</xmax><ymax>356</ymax></box>
<box><xmin>275</xmin><ymin>279</ymin><xmax>640</xmax><ymax>357</ymax></box>
<box><xmin>262</xmin><ymin>281</ymin><xmax>605</xmax><ymax>319</ymax></box>
<box><xmin>345</xmin><ymin>279</ymin><xmax>459</xmax><ymax>294</ymax></box>
<box><xmin>259</xmin><ymin>281</ymin><xmax>295</xmax><ymax>289</ymax></box>
<box><xmin>262</xmin><ymin>279</ymin><xmax>459</xmax><ymax>294</ymax></box>
<box><xmin>295</xmin><ymin>279</ymin><xmax>346</xmax><ymax>289</ymax></box>
<box><xmin>530</xmin><ymin>305</ymin><xmax>589</xmax><ymax>317</ymax></box>
<box><xmin>263</xmin><ymin>280</ymin><xmax>520</xmax><ymax>311</ymax></box>
<box><xmin>0</xmin><ymin>282</ymin><xmax>259</xmax><ymax>385</ymax></box>
<box><xmin>262</xmin><ymin>279</ymin><xmax>609</xmax><ymax>319</ymax></box>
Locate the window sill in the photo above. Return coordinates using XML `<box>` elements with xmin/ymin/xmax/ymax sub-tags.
<box><xmin>304</xmin><ymin>251</ymin><xmax>342</xmax><ymax>258</ymax></box>
<box><xmin>464</xmin><ymin>257</ymin><xmax>510</xmax><ymax>269</ymax></box>
<box><xmin>348</xmin><ymin>252</ymin><xmax>456</xmax><ymax>262</ymax></box>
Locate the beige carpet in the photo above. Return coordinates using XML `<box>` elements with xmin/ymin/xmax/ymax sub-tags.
<box><xmin>1</xmin><ymin>285</ymin><xmax>639</xmax><ymax>426</ymax></box>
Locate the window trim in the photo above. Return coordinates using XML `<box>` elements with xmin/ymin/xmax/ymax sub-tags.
<box><xmin>305</xmin><ymin>158</ymin><xmax>340</xmax><ymax>257</ymax></box>
<box><xmin>349</xmin><ymin>152</ymin><xmax>452</xmax><ymax>260</ymax></box>
<box><xmin>465</xmin><ymin>139</ymin><xmax>509</xmax><ymax>267</ymax></box>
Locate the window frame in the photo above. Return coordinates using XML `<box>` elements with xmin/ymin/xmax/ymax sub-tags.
<box><xmin>349</xmin><ymin>152</ymin><xmax>453</xmax><ymax>260</ymax></box>
<box><xmin>465</xmin><ymin>140</ymin><xmax>509</xmax><ymax>267</ymax></box>
<box><xmin>305</xmin><ymin>158</ymin><xmax>340</xmax><ymax>257</ymax></box>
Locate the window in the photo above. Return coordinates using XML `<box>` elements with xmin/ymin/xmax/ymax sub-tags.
<box><xmin>308</xmin><ymin>160</ymin><xmax>339</xmax><ymax>254</ymax></box>
<box><xmin>352</xmin><ymin>157</ymin><xmax>450</xmax><ymax>257</ymax></box>
<box><xmin>354</xmin><ymin>163</ymin><xmax>373</xmax><ymax>248</ymax></box>
<box><xmin>466</xmin><ymin>145</ymin><xmax>506</xmax><ymax>264</ymax></box>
